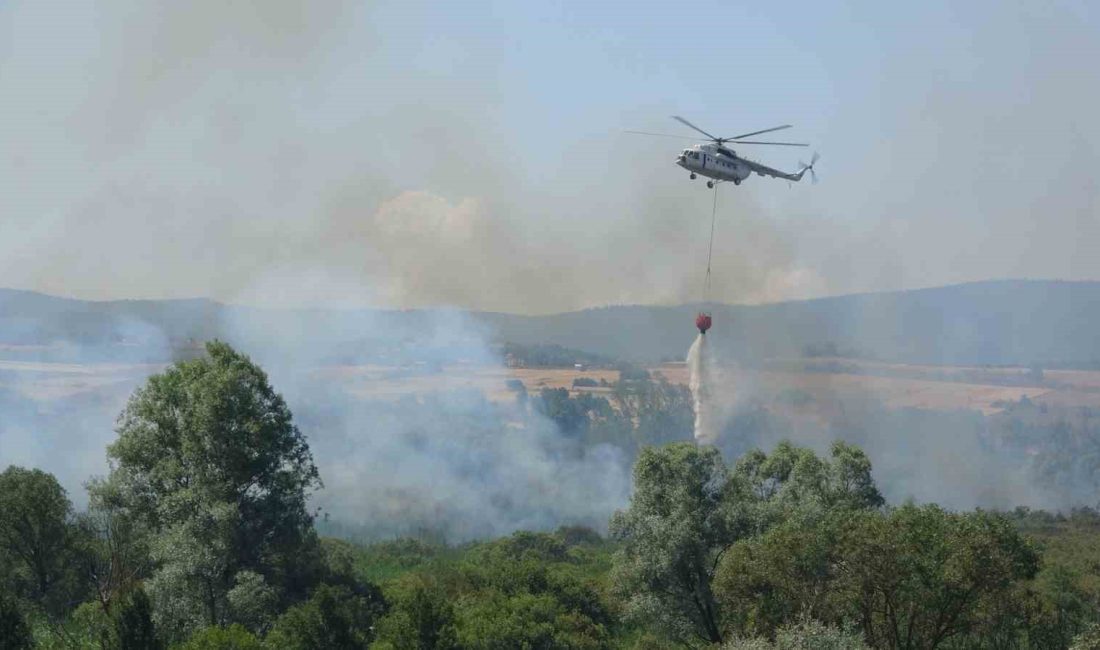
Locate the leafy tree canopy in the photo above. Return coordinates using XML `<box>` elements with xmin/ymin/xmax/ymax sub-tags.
<box><xmin>92</xmin><ymin>341</ymin><xmax>325</xmax><ymax>639</ymax></box>
<box><xmin>722</xmin><ymin>620</ymin><xmax>869</xmax><ymax>650</ymax></box>
<box><xmin>0</xmin><ymin>465</ymin><xmax>83</xmax><ymax>614</ymax></box>
<box><xmin>178</xmin><ymin>624</ymin><xmax>263</xmax><ymax>650</ymax></box>
<box><xmin>611</xmin><ymin>441</ymin><xmax>883</xmax><ymax>646</ymax></box>
<box><xmin>264</xmin><ymin>584</ymin><xmax>384</xmax><ymax>650</ymax></box>
<box><xmin>839</xmin><ymin>504</ymin><xmax>1040</xmax><ymax>649</ymax></box>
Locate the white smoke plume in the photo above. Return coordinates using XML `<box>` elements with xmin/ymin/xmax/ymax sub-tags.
<box><xmin>224</xmin><ymin>305</ymin><xmax>635</xmax><ymax>541</ymax></box>
<box><xmin>688</xmin><ymin>333</ymin><xmax>725</xmax><ymax>445</ymax></box>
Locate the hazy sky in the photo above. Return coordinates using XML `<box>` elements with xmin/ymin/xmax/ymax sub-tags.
<box><xmin>1</xmin><ymin>0</ymin><xmax>1097</xmax><ymax>313</ymax></box>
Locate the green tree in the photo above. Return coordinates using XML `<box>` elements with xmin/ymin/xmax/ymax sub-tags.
<box><xmin>0</xmin><ymin>466</ymin><xmax>83</xmax><ymax>614</ymax></box>
<box><xmin>226</xmin><ymin>571</ymin><xmax>279</xmax><ymax>635</ymax></box>
<box><xmin>375</xmin><ymin>582</ymin><xmax>460</xmax><ymax>650</ymax></box>
<box><xmin>101</xmin><ymin>587</ymin><xmax>163</xmax><ymax>650</ymax></box>
<box><xmin>610</xmin><ymin>443</ymin><xmax>745</xmax><ymax>645</ymax></box>
<box><xmin>77</xmin><ymin>484</ymin><xmax>152</xmax><ymax>615</ymax></box>
<box><xmin>371</xmin><ymin>529</ymin><xmax>613</xmax><ymax>650</ymax></box>
<box><xmin>264</xmin><ymin>584</ymin><xmax>384</xmax><ymax>650</ymax></box>
<box><xmin>733</xmin><ymin>441</ymin><xmax>883</xmax><ymax>527</ymax></box>
<box><xmin>93</xmin><ymin>341</ymin><xmax>324</xmax><ymax>638</ymax></box>
<box><xmin>722</xmin><ymin>619</ymin><xmax>868</xmax><ymax>649</ymax></box>
<box><xmin>1033</xmin><ymin>564</ymin><xmax>1093</xmax><ymax>649</ymax></box>
<box><xmin>714</xmin><ymin>515</ymin><xmax>850</xmax><ymax>638</ymax></box>
<box><xmin>611</xmin><ymin>376</ymin><xmax>693</xmax><ymax>447</ymax></box>
<box><xmin>838</xmin><ymin>504</ymin><xmax>1040</xmax><ymax>649</ymax></box>
<box><xmin>611</xmin><ymin>441</ymin><xmax>882</xmax><ymax>646</ymax></box>
<box><xmin>0</xmin><ymin>594</ymin><xmax>33</xmax><ymax>650</ymax></box>
<box><xmin>535</xmin><ymin>387</ymin><xmax>591</xmax><ymax>436</ymax></box>
<box><xmin>456</xmin><ymin>591</ymin><xmax>609</xmax><ymax>650</ymax></box>
<box><xmin>178</xmin><ymin>624</ymin><xmax>263</xmax><ymax>650</ymax></box>
<box><xmin>460</xmin><ymin>532</ymin><xmax>612</xmax><ymax>647</ymax></box>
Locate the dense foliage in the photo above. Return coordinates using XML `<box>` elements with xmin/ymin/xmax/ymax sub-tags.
<box><xmin>533</xmin><ymin>374</ymin><xmax>694</xmax><ymax>452</ymax></box>
<box><xmin>0</xmin><ymin>467</ymin><xmax>83</xmax><ymax>616</ymax></box>
<box><xmin>4</xmin><ymin>341</ymin><xmax>1100</xmax><ymax>649</ymax></box>
<box><xmin>0</xmin><ymin>594</ymin><xmax>33</xmax><ymax>649</ymax></box>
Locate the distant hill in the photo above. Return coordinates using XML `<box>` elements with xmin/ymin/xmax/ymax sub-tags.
<box><xmin>2</xmin><ymin>280</ymin><xmax>1099</xmax><ymax>367</ymax></box>
<box><xmin>480</xmin><ymin>280</ymin><xmax>1100</xmax><ymax>367</ymax></box>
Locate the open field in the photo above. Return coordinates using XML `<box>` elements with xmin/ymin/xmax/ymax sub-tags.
<box><xmin>4</xmin><ymin>357</ymin><xmax>1100</xmax><ymax>416</ymax></box>
<box><xmin>312</xmin><ymin>358</ymin><xmax>1098</xmax><ymax>416</ymax></box>
<box><xmin>0</xmin><ymin>359</ymin><xmax>162</xmax><ymax>400</ymax></box>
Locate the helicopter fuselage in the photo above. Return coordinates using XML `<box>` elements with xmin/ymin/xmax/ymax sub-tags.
<box><xmin>676</xmin><ymin>143</ymin><xmax>751</xmax><ymax>185</ymax></box>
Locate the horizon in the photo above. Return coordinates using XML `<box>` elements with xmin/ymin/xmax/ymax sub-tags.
<box><xmin>4</xmin><ymin>276</ymin><xmax>1099</xmax><ymax>315</ymax></box>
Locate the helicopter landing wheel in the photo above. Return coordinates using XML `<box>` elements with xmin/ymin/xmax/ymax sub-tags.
<box><xmin>690</xmin><ymin>173</ymin><xmax>696</xmax><ymax>180</ymax></box>
<box><xmin>733</xmin><ymin>178</ymin><xmax>741</xmax><ymax>185</ymax></box>
<box><xmin>706</xmin><ymin>180</ymin><xmax>714</xmax><ymax>189</ymax></box>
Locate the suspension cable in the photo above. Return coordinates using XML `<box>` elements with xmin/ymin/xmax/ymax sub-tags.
<box><xmin>702</xmin><ymin>183</ymin><xmax>718</xmax><ymax>304</ymax></box>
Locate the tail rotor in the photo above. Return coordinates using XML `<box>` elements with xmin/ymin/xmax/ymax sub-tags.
<box><xmin>798</xmin><ymin>152</ymin><xmax>820</xmax><ymax>184</ymax></box>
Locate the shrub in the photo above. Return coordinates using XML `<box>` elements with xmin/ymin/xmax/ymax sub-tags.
<box><xmin>264</xmin><ymin>584</ymin><xmax>384</xmax><ymax>650</ymax></box>
<box><xmin>723</xmin><ymin>620</ymin><xmax>868</xmax><ymax>649</ymax></box>
<box><xmin>179</xmin><ymin>624</ymin><xmax>263</xmax><ymax>650</ymax></box>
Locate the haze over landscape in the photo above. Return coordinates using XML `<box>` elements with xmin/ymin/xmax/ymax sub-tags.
<box><xmin>2</xmin><ymin>0</ymin><xmax>1098</xmax><ymax>311</ymax></box>
<box><xmin>2</xmin><ymin>1</ymin><xmax>1100</xmax><ymax>648</ymax></box>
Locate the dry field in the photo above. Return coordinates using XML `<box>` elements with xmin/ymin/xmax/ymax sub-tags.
<box><xmin>3</xmin><ymin>357</ymin><xmax>1098</xmax><ymax>415</ymax></box>
<box><xmin>315</xmin><ymin>359</ymin><xmax>1100</xmax><ymax>416</ymax></box>
<box><xmin>0</xmin><ymin>359</ymin><xmax>162</xmax><ymax>400</ymax></box>
<box><xmin>311</xmin><ymin>365</ymin><xmax>624</xmax><ymax>404</ymax></box>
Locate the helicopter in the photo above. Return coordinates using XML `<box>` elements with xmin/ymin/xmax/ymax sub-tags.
<box><xmin>628</xmin><ymin>116</ymin><xmax>818</xmax><ymax>188</ymax></box>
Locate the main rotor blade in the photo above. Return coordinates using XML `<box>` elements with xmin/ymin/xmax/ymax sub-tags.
<box><xmin>624</xmin><ymin>130</ymin><xmax>703</xmax><ymax>140</ymax></box>
<box><xmin>730</xmin><ymin>140</ymin><xmax>809</xmax><ymax>147</ymax></box>
<box><xmin>728</xmin><ymin>125</ymin><xmax>792</xmax><ymax>140</ymax></box>
<box><xmin>671</xmin><ymin>115</ymin><xmax>721</xmax><ymax>141</ymax></box>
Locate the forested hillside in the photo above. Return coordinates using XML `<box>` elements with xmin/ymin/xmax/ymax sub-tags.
<box><xmin>4</xmin><ymin>280</ymin><xmax>1100</xmax><ymax>366</ymax></box>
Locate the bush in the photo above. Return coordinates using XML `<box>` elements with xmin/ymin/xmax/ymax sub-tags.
<box><xmin>357</xmin><ymin>539</ymin><xmax>443</xmax><ymax>583</ymax></box>
<box><xmin>179</xmin><ymin>624</ymin><xmax>263</xmax><ymax>650</ymax></box>
<box><xmin>572</xmin><ymin>377</ymin><xmax>599</xmax><ymax>388</ymax></box>
<box><xmin>482</xmin><ymin>531</ymin><xmax>569</xmax><ymax>563</ymax></box>
<box><xmin>456</xmin><ymin>592</ymin><xmax>610</xmax><ymax>650</ymax></box>
<box><xmin>264</xmin><ymin>584</ymin><xmax>385</xmax><ymax>650</ymax></box>
<box><xmin>723</xmin><ymin>620</ymin><xmax>868</xmax><ymax>649</ymax></box>
<box><xmin>226</xmin><ymin>571</ymin><xmax>278</xmax><ymax>634</ymax></box>
<box><xmin>374</xmin><ymin>583</ymin><xmax>459</xmax><ymax>650</ymax></box>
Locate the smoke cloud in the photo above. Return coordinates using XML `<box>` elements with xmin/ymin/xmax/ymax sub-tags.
<box><xmin>266</xmin><ymin>311</ymin><xmax>634</xmax><ymax>540</ymax></box>
<box><xmin>2</xmin><ymin>0</ymin><xmax>1100</xmax><ymax>537</ymax></box>
<box><xmin>0</xmin><ymin>0</ymin><xmax>833</xmax><ymax>313</ymax></box>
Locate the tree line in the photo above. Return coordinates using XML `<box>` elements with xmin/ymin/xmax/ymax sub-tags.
<box><xmin>2</xmin><ymin>341</ymin><xmax>1100</xmax><ymax>648</ymax></box>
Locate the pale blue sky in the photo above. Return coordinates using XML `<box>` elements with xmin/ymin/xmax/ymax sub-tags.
<box><xmin>1</xmin><ymin>0</ymin><xmax>1097</xmax><ymax>311</ymax></box>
